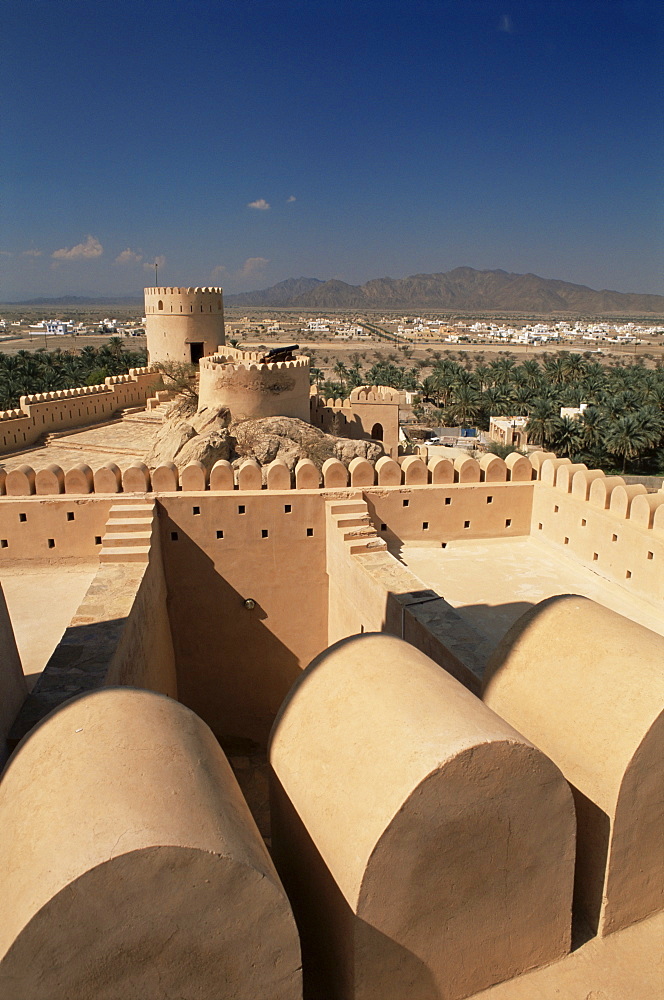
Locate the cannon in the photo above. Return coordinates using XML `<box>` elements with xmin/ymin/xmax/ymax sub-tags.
<box><xmin>258</xmin><ymin>345</ymin><xmax>300</xmax><ymax>364</ymax></box>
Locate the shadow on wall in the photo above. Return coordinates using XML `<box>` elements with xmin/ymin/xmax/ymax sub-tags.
<box><xmin>270</xmin><ymin>769</ymin><xmax>441</xmax><ymax>1000</ymax></box>
<box><xmin>8</xmin><ymin>616</ymin><xmax>131</xmax><ymax>749</ymax></box>
<box><xmin>159</xmin><ymin>524</ymin><xmax>303</xmax><ymax>749</ymax></box>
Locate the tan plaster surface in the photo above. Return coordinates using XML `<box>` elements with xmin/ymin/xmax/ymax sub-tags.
<box><xmin>471</xmin><ymin>909</ymin><xmax>663</xmax><ymax>999</ymax></box>
<box><xmin>398</xmin><ymin>536</ymin><xmax>664</xmax><ymax>655</ymax></box>
<box><xmin>0</xmin><ymin>418</ymin><xmax>151</xmax><ymax>472</ymax></box>
<box><xmin>0</xmin><ymin>563</ymin><xmax>97</xmax><ymax>687</ymax></box>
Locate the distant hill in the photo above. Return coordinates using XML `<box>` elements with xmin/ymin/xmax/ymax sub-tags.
<box><xmin>224</xmin><ymin>267</ymin><xmax>664</xmax><ymax>314</ymax></box>
<box><xmin>4</xmin><ymin>295</ymin><xmax>143</xmax><ymax>306</ymax></box>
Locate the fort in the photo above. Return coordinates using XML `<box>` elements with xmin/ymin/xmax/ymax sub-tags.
<box><xmin>0</xmin><ymin>286</ymin><xmax>661</xmax><ymax>999</ymax></box>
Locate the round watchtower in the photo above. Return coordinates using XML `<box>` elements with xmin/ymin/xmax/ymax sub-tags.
<box><xmin>144</xmin><ymin>287</ymin><xmax>225</xmax><ymax>366</ymax></box>
<box><xmin>198</xmin><ymin>346</ymin><xmax>311</xmax><ymax>422</ymax></box>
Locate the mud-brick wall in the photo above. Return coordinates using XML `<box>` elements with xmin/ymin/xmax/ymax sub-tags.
<box><xmin>364</xmin><ymin>481</ymin><xmax>535</xmax><ymax>546</ymax></box>
<box><xmin>531</xmin><ymin>483</ymin><xmax>664</xmax><ymax>605</ymax></box>
<box><xmin>157</xmin><ymin>491</ymin><xmax>329</xmax><ymax>747</ymax></box>
<box><xmin>0</xmin><ymin>497</ymin><xmax>113</xmax><ymax>562</ymax></box>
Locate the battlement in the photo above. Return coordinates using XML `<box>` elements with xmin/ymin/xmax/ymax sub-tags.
<box><xmin>201</xmin><ymin>348</ymin><xmax>310</xmax><ymax>374</ymax></box>
<box><xmin>0</xmin><ymin>367</ymin><xmax>160</xmax><ymax>453</ymax></box>
<box><xmin>144</xmin><ymin>286</ymin><xmax>224</xmax><ymax>316</ymax></box>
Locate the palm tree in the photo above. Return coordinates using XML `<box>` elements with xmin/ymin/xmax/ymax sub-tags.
<box><xmin>552</xmin><ymin>416</ymin><xmax>583</xmax><ymax>459</ymax></box>
<box><xmin>525</xmin><ymin>398</ymin><xmax>561</xmax><ymax>448</ymax></box>
<box><xmin>445</xmin><ymin>383</ymin><xmax>482</xmax><ymax>428</ymax></box>
<box><xmin>606</xmin><ymin>414</ymin><xmax>652</xmax><ymax>472</ymax></box>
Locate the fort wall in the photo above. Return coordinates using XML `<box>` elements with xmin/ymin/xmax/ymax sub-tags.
<box><xmin>270</xmin><ymin>634</ymin><xmax>576</xmax><ymax>1000</ymax></box>
<box><xmin>0</xmin><ymin>367</ymin><xmax>159</xmax><ymax>455</ymax></box>
<box><xmin>144</xmin><ymin>286</ymin><xmax>225</xmax><ymax>365</ymax></box>
<box><xmin>198</xmin><ymin>348</ymin><xmax>311</xmax><ymax>422</ymax></box>
<box><xmin>0</xmin><ymin>584</ymin><xmax>26</xmax><ymax>768</ymax></box>
<box><xmin>157</xmin><ymin>490</ymin><xmax>330</xmax><ymax>746</ymax></box>
<box><xmin>310</xmin><ymin>386</ymin><xmax>401</xmax><ymax>458</ymax></box>
<box><xmin>484</xmin><ymin>596</ymin><xmax>664</xmax><ymax>937</ymax></box>
<box><xmin>531</xmin><ymin>462</ymin><xmax>664</xmax><ymax>607</ymax></box>
<box><xmin>0</xmin><ymin>689</ymin><xmax>302</xmax><ymax>998</ymax></box>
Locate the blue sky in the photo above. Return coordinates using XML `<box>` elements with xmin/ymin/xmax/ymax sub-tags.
<box><xmin>1</xmin><ymin>0</ymin><xmax>662</xmax><ymax>300</ymax></box>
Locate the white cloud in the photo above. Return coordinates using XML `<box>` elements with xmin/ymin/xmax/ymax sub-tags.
<box><xmin>143</xmin><ymin>255</ymin><xmax>166</xmax><ymax>271</ymax></box>
<box><xmin>498</xmin><ymin>13</ymin><xmax>514</xmax><ymax>33</ymax></box>
<box><xmin>247</xmin><ymin>198</ymin><xmax>270</xmax><ymax>210</ymax></box>
<box><xmin>21</xmin><ymin>249</ymin><xmax>42</xmax><ymax>257</ymax></box>
<box><xmin>239</xmin><ymin>257</ymin><xmax>269</xmax><ymax>279</ymax></box>
<box><xmin>114</xmin><ymin>248</ymin><xmax>143</xmax><ymax>265</ymax></box>
<box><xmin>210</xmin><ymin>264</ymin><xmax>227</xmax><ymax>279</ymax></box>
<box><xmin>52</xmin><ymin>235</ymin><xmax>103</xmax><ymax>261</ymax></box>
<box><xmin>0</xmin><ymin>250</ymin><xmax>12</xmax><ymax>257</ymax></box>
<box><xmin>287</xmin><ymin>195</ymin><xmax>296</xmax><ymax>203</ymax></box>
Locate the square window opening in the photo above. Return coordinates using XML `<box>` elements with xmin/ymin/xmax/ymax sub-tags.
<box><xmin>171</xmin><ymin>531</ymin><xmax>179</xmax><ymax>541</ymax></box>
<box><xmin>538</xmin><ymin>522</ymin><xmax>543</xmax><ymax>530</ymax></box>
<box><xmin>554</xmin><ymin>505</ymin><xmax>559</xmax><ymax>513</ymax></box>
<box><xmin>444</xmin><ymin>497</ymin><xmax>451</xmax><ymax>505</ymax></box>
<box><xmin>284</xmin><ymin>504</ymin><xmax>292</xmax><ymax>513</ymax></box>
<box><xmin>505</xmin><ymin>518</ymin><xmax>512</xmax><ymax>527</ymax></box>
<box><xmin>192</xmin><ymin>506</ymin><xmax>201</xmax><ymax>516</ymax></box>
<box><xmin>94</xmin><ymin>536</ymin><xmax>102</xmax><ymax>545</ymax></box>
<box><xmin>422</xmin><ymin>521</ymin><xmax>429</xmax><ymax>530</ymax></box>
<box><xmin>0</xmin><ymin>540</ymin><xmax>7</xmax><ymax>548</ymax></box>
<box><xmin>647</xmin><ymin>551</ymin><xmax>654</xmax><ymax>560</ymax></box>
<box><xmin>380</xmin><ymin>523</ymin><xmax>387</xmax><ymax>531</ymax></box>
<box><xmin>593</xmin><ymin>552</ymin><xmax>599</xmax><ymax>561</ymax></box>
<box><xmin>307</xmin><ymin>527</ymin><xmax>314</xmax><ymax>537</ymax></box>
<box><xmin>581</xmin><ymin>518</ymin><xmax>587</xmax><ymax>527</ymax></box>
<box><xmin>19</xmin><ymin>512</ymin><xmax>27</xmax><ymax>523</ymax></box>
<box><xmin>402</xmin><ymin>499</ymin><xmax>409</xmax><ymax>507</ymax></box>
<box><xmin>612</xmin><ymin>533</ymin><xmax>618</xmax><ymax>542</ymax></box>
<box><xmin>441</xmin><ymin>542</ymin><xmax>447</xmax><ymax>549</ymax></box>
<box><xmin>238</xmin><ymin>505</ymin><xmax>246</xmax><ymax>515</ymax></box>
<box><xmin>47</xmin><ymin>538</ymin><xmax>55</xmax><ymax>549</ymax></box>
<box><xmin>216</xmin><ymin>530</ymin><xmax>224</xmax><ymax>539</ymax></box>
<box><xmin>487</xmin><ymin>496</ymin><xmax>493</xmax><ymax>504</ymax></box>
<box><xmin>261</xmin><ymin>529</ymin><xmax>269</xmax><ymax>538</ymax></box>
<box><xmin>464</xmin><ymin>520</ymin><xmax>470</xmax><ymax>529</ymax></box>
<box><xmin>564</xmin><ymin>537</ymin><xmax>569</xmax><ymax>545</ymax></box>
<box><xmin>67</xmin><ymin>511</ymin><xmax>75</xmax><ymax>521</ymax></box>
<box><xmin>626</xmin><ymin>570</ymin><xmax>632</xmax><ymax>580</ymax></box>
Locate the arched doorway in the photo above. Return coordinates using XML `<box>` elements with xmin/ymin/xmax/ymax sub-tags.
<box><xmin>371</xmin><ymin>422</ymin><xmax>384</xmax><ymax>441</ymax></box>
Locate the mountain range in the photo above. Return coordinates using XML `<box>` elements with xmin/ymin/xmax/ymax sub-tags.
<box><xmin>224</xmin><ymin>268</ymin><xmax>664</xmax><ymax>315</ymax></box>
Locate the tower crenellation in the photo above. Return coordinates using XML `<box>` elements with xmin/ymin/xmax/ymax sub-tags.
<box><xmin>144</xmin><ymin>285</ymin><xmax>225</xmax><ymax>366</ymax></box>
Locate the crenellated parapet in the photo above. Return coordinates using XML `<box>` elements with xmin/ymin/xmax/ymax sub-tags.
<box><xmin>198</xmin><ymin>346</ymin><xmax>311</xmax><ymax>422</ymax></box>
<box><xmin>0</xmin><ymin>367</ymin><xmax>161</xmax><ymax>454</ymax></box>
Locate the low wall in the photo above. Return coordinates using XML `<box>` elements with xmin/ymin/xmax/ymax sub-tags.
<box><xmin>0</xmin><ymin>689</ymin><xmax>302</xmax><ymax>998</ymax></box>
<box><xmin>8</xmin><ymin>500</ymin><xmax>177</xmax><ymax>745</ymax></box>
<box><xmin>0</xmin><ymin>367</ymin><xmax>159</xmax><ymax>455</ymax></box>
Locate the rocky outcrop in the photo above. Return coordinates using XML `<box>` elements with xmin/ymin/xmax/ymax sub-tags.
<box><xmin>144</xmin><ymin>402</ymin><xmax>384</xmax><ymax>474</ymax></box>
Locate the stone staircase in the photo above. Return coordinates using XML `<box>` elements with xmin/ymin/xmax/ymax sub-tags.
<box><xmin>327</xmin><ymin>500</ymin><xmax>387</xmax><ymax>555</ymax></box>
<box><xmin>99</xmin><ymin>501</ymin><xmax>155</xmax><ymax>564</ymax></box>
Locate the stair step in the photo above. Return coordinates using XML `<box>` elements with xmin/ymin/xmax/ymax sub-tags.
<box><xmin>349</xmin><ymin>538</ymin><xmax>387</xmax><ymax>555</ymax></box>
<box><xmin>99</xmin><ymin>546</ymin><xmax>151</xmax><ymax>563</ymax></box>
<box><xmin>105</xmin><ymin>517</ymin><xmax>153</xmax><ymax>530</ymax></box>
<box><xmin>333</xmin><ymin>515</ymin><xmax>371</xmax><ymax>528</ymax></box>
<box><xmin>109</xmin><ymin>504</ymin><xmax>154</xmax><ymax>517</ymax></box>
<box><xmin>342</xmin><ymin>527</ymin><xmax>376</xmax><ymax>542</ymax></box>
<box><xmin>329</xmin><ymin>502</ymin><xmax>368</xmax><ymax>516</ymax></box>
<box><xmin>103</xmin><ymin>531</ymin><xmax>152</xmax><ymax>546</ymax></box>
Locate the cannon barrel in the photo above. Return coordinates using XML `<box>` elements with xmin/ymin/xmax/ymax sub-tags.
<box><xmin>259</xmin><ymin>345</ymin><xmax>300</xmax><ymax>363</ymax></box>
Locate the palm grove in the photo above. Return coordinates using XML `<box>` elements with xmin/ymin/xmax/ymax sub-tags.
<box><xmin>310</xmin><ymin>349</ymin><xmax>664</xmax><ymax>475</ymax></box>
<box><xmin>0</xmin><ymin>339</ymin><xmax>148</xmax><ymax>409</ymax></box>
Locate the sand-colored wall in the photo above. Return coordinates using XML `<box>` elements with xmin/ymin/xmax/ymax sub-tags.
<box><xmin>0</xmin><ymin>496</ymin><xmax>114</xmax><ymax>561</ymax></box>
<box><xmin>270</xmin><ymin>634</ymin><xmax>575</xmax><ymax>1000</ymax></box>
<box><xmin>0</xmin><ymin>583</ymin><xmax>26</xmax><ymax>769</ymax></box>
<box><xmin>483</xmin><ymin>595</ymin><xmax>664</xmax><ymax>936</ymax></box>
<box><xmin>364</xmin><ymin>481</ymin><xmax>534</xmax><ymax>545</ymax></box>
<box><xmin>198</xmin><ymin>352</ymin><xmax>311</xmax><ymax>422</ymax></box>
<box><xmin>158</xmin><ymin>491</ymin><xmax>329</xmax><ymax>746</ymax></box>
<box><xmin>0</xmin><ymin>368</ymin><xmax>158</xmax><ymax>455</ymax></box>
<box><xmin>531</xmin><ymin>479</ymin><xmax>663</xmax><ymax>605</ymax></box>
<box><xmin>144</xmin><ymin>286</ymin><xmax>225</xmax><ymax>365</ymax></box>
<box><xmin>325</xmin><ymin>498</ymin><xmax>488</xmax><ymax>691</ymax></box>
<box><xmin>310</xmin><ymin>393</ymin><xmax>401</xmax><ymax>459</ymax></box>
<box><xmin>0</xmin><ymin>689</ymin><xmax>301</xmax><ymax>999</ymax></box>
